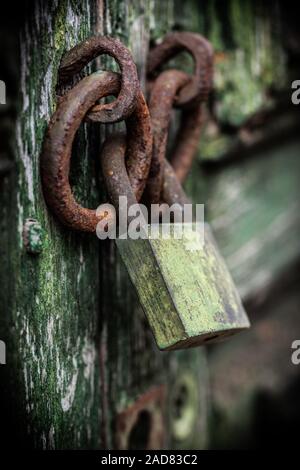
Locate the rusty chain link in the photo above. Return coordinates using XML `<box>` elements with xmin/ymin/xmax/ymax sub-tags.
<box><xmin>147</xmin><ymin>32</ymin><xmax>213</xmax><ymax>107</ymax></box>
<box><xmin>41</xmin><ymin>33</ymin><xmax>213</xmax><ymax>232</ymax></box>
<box><xmin>144</xmin><ymin>31</ymin><xmax>213</xmax><ymax>205</ymax></box>
<box><xmin>59</xmin><ymin>36</ymin><xmax>139</xmax><ymax>123</ymax></box>
<box><xmin>144</xmin><ymin>69</ymin><xmax>190</xmax><ymax>203</ymax></box>
<box><xmin>41</xmin><ymin>70</ymin><xmax>152</xmax><ymax>232</ymax></box>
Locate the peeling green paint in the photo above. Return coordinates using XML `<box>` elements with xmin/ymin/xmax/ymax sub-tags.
<box><xmin>0</xmin><ymin>0</ymin><xmax>210</xmax><ymax>450</ymax></box>
<box><xmin>0</xmin><ymin>0</ymin><xmax>101</xmax><ymax>449</ymax></box>
<box><xmin>172</xmin><ymin>0</ymin><xmax>286</xmax><ymax>158</ymax></box>
<box><xmin>23</xmin><ymin>218</ymin><xmax>45</xmax><ymax>254</ymax></box>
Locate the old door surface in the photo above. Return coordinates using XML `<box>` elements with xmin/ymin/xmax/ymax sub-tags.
<box><xmin>0</xmin><ymin>0</ymin><xmax>299</xmax><ymax>450</ymax></box>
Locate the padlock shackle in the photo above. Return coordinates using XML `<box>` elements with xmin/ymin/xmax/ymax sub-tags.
<box><xmin>162</xmin><ymin>159</ymin><xmax>190</xmax><ymax>207</ymax></box>
<box><xmin>101</xmin><ymin>134</ymin><xmax>148</xmax><ymax>230</ymax></box>
<box><xmin>101</xmin><ymin>135</ymin><xmax>138</xmax><ymax>209</ymax></box>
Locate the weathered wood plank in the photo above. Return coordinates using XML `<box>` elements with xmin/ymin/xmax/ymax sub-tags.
<box><xmin>98</xmin><ymin>0</ymin><xmax>209</xmax><ymax>450</ymax></box>
<box><xmin>0</xmin><ymin>0</ymin><xmax>210</xmax><ymax>450</ymax></box>
<box><xmin>186</xmin><ymin>138</ymin><xmax>300</xmax><ymax>300</ymax></box>
<box><xmin>208</xmin><ymin>262</ymin><xmax>300</xmax><ymax>448</ymax></box>
<box><xmin>173</xmin><ymin>0</ymin><xmax>286</xmax><ymax>159</ymax></box>
<box><xmin>0</xmin><ymin>0</ymin><xmax>295</xmax><ymax>450</ymax></box>
<box><xmin>0</xmin><ymin>0</ymin><xmax>102</xmax><ymax>449</ymax></box>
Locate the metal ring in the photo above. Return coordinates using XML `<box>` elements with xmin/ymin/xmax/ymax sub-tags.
<box><xmin>169</xmin><ymin>100</ymin><xmax>203</xmax><ymax>183</ymax></box>
<box><xmin>41</xmin><ymin>71</ymin><xmax>152</xmax><ymax>232</ymax></box>
<box><xmin>90</xmin><ymin>83</ymin><xmax>153</xmax><ymax>202</ymax></box>
<box><xmin>145</xmin><ymin>69</ymin><xmax>190</xmax><ymax>202</ymax></box>
<box><xmin>147</xmin><ymin>32</ymin><xmax>213</xmax><ymax>108</ymax></box>
<box><xmin>59</xmin><ymin>36</ymin><xmax>139</xmax><ymax>123</ymax></box>
<box><xmin>145</xmin><ymin>69</ymin><xmax>203</xmax><ymax>203</ymax></box>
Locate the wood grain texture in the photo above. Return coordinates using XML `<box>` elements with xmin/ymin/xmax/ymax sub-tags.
<box><xmin>186</xmin><ymin>139</ymin><xmax>300</xmax><ymax>300</ymax></box>
<box><xmin>98</xmin><ymin>0</ymin><xmax>210</xmax><ymax>450</ymax></box>
<box><xmin>0</xmin><ymin>0</ymin><xmax>210</xmax><ymax>450</ymax></box>
<box><xmin>0</xmin><ymin>0</ymin><xmax>295</xmax><ymax>450</ymax></box>
<box><xmin>208</xmin><ymin>262</ymin><xmax>300</xmax><ymax>448</ymax></box>
<box><xmin>0</xmin><ymin>0</ymin><xmax>103</xmax><ymax>449</ymax></box>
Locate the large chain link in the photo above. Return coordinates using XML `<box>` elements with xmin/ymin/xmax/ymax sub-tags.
<box><xmin>41</xmin><ymin>33</ymin><xmax>213</xmax><ymax>232</ymax></box>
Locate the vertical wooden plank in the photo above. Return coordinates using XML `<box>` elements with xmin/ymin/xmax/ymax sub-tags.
<box><xmin>0</xmin><ymin>0</ymin><xmax>213</xmax><ymax>450</ymax></box>
<box><xmin>0</xmin><ymin>0</ymin><xmax>102</xmax><ymax>449</ymax></box>
<box><xmin>99</xmin><ymin>0</ymin><xmax>209</xmax><ymax>450</ymax></box>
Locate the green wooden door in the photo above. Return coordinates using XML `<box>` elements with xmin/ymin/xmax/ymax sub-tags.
<box><xmin>0</xmin><ymin>0</ymin><xmax>299</xmax><ymax>449</ymax></box>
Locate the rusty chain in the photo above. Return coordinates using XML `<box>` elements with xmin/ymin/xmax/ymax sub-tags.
<box><xmin>144</xmin><ymin>69</ymin><xmax>190</xmax><ymax>203</ymax></box>
<box><xmin>41</xmin><ymin>69</ymin><xmax>152</xmax><ymax>232</ymax></box>
<box><xmin>41</xmin><ymin>33</ymin><xmax>213</xmax><ymax>232</ymax></box>
<box><xmin>147</xmin><ymin>32</ymin><xmax>213</xmax><ymax>107</ymax></box>
<box><xmin>59</xmin><ymin>36</ymin><xmax>139</xmax><ymax>123</ymax></box>
<box><xmin>145</xmin><ymin>32</ymin><xmax>213</xmax><ymax>203</ymax></box>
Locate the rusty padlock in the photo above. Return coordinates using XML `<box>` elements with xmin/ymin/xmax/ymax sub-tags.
<box><xmin>100</xmin><ymin>135</ymin><xmax>250</xmax><ymax>351</ymax></box>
